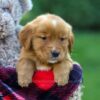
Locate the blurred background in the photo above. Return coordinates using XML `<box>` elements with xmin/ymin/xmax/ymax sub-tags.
<box><xmin>20</xmin><ymin>0</ymin><xmax>100</xmax><ymax>99</ymax></box>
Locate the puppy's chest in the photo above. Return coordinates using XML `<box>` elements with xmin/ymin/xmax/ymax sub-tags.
<box><xmin>36</xmin><ymin>63</ymin><xmax>52</xmax><ymax>71</ymax></box>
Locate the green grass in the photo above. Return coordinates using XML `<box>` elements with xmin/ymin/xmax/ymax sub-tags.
<box><xmin>72</xmin><ymin>31</ymin><xmax>100</xmax><ymax>100</ymax></box>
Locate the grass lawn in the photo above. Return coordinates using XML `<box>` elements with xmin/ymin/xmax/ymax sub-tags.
<box><xmin>72</xmin><ymin>31</ymin><xmax>100</xmax><ymax>100</ymax></box>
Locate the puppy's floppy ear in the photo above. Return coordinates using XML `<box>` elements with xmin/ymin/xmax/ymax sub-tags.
<box><xmin>19</xmin><ymin>22</ymin><xmax>34</xmax><ymax>50</ymax></box>
<box><xmin>67</xmin><ymin>25</ymin><xmax>74</xmax><ymax>53</ymax></box>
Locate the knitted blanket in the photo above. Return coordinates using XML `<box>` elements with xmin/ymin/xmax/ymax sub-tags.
<box><xmin>0</xmin><ymin>64</ymin><xmax>82</xmax><ymax>100</ymax></box>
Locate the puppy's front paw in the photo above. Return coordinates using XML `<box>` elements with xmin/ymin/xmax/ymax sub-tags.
<box><xmin>55</xmin><ymin>73</ymin><xmax>69</xmax><ymax>86</ymax></box>
<box><xmin>18</xmin><ymin>76</ymin><xmax>32</xmax><ymax>87</ymax></box>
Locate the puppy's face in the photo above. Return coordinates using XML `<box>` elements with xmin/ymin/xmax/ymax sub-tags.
<box><xmin>19</xmin><ymin>14</ymin><xmax>74</xmax><ymax>64</ymax></box>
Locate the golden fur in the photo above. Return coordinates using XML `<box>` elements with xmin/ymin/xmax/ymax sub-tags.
<box><xmin>16</xmin><ymin>14</ymin><xmax>74</xmax><ymax>87</ymax></box>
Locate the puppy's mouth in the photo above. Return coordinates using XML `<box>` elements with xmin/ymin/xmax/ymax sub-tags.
<box><xmin>48</xmin><ymin>59</ymin><xmax>58</xmax><ymax>64</ymax></box>
<box><xmin>48</xmin><ymin>57</ymin><xmax>60</xmax><ymax>64</ymax></box>
<box><xmin>47</xmin><ymin>50</ymin><xmax>61</xmax><ymax>64</ymax></box>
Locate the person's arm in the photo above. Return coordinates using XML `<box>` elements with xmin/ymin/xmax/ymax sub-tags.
<box><xmin>0</xmin><ymin>66</ymin><xmax>17</xmax><ymax>86</ymax></box>
<box><xmin>64</xmin><ymin>63</ymin><xmax>83</xmax><ymax>99</ymax></box>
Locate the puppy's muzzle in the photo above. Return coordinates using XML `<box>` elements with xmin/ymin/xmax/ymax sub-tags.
<box><xmin>51</xmin><ymin>50</ymin><xmax>60</xmax><ymax>58</ymax></box>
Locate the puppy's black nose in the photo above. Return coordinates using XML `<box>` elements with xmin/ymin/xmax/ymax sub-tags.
<box><xmin>51</xmin><ymin>51</ymin><xmax>60</xmax><ymax>58</ymax></box>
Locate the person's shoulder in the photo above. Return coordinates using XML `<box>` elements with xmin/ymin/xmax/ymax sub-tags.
<box><xmin>73</xmin><ymin>61</ymin><xmax>82</xmax><ymax>71</ymax></box>
<box><xmin>69</xmin><ymin>61</ymin><xmax>83</xmax><ymax>84</ymax></box>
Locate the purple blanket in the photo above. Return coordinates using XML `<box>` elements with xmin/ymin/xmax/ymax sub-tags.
<box><xmin>0</xmin><ymin>64</ymin><xmax>82</xmax><ymax>100</ymax></box>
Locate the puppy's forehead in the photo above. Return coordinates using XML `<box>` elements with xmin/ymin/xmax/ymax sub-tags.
<box><xmin>36</xmin><ymin>14</ymin><xmax>71</xmax><ymax>35</ymax></box>
<box><xmin>40</xmin><ymin>15</ymin><xmax>58</xmax><ymax>27</ymax></box>
<box><xmin>51</xmin><ymin>19</ymin><xmax>58</xmax><ymax>27</ymax></box>
<box><xmin>40</xmin><ymin>15</ymin><xmax>48</xmax><ymax>21</ymax></box>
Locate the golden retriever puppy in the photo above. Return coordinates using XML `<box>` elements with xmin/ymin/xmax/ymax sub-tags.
<box><xmin>16</xmin><ymin>14</ymin><xmax>74</xmax><ymax>87</ymax></box>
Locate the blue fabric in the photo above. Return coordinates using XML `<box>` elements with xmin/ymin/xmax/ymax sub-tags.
<box><xmin>69</xmin><ymin>64</ymin><xmax>83</xmax><ymax>84</ymax></box>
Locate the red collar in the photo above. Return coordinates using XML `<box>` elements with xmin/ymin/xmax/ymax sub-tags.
<box><xmin>32</xmin><ymin>70</ymin><xmax>54</xmax><ymax>91</ymax></box>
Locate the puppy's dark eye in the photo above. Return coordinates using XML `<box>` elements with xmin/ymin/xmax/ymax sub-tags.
<box><xmin>42</xmin><ymin>37</ymin><xmax>47</xmax><ymax>40</ymax></box>
<box><xmin>39</xmin><ymin>36</ymin><xmax>47</xmax><ymax>40</ymax></box>
<box><xmin>60</xmin><ymin>37</ymin><xmax>65</xmax><ymax>41</ymax></box>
